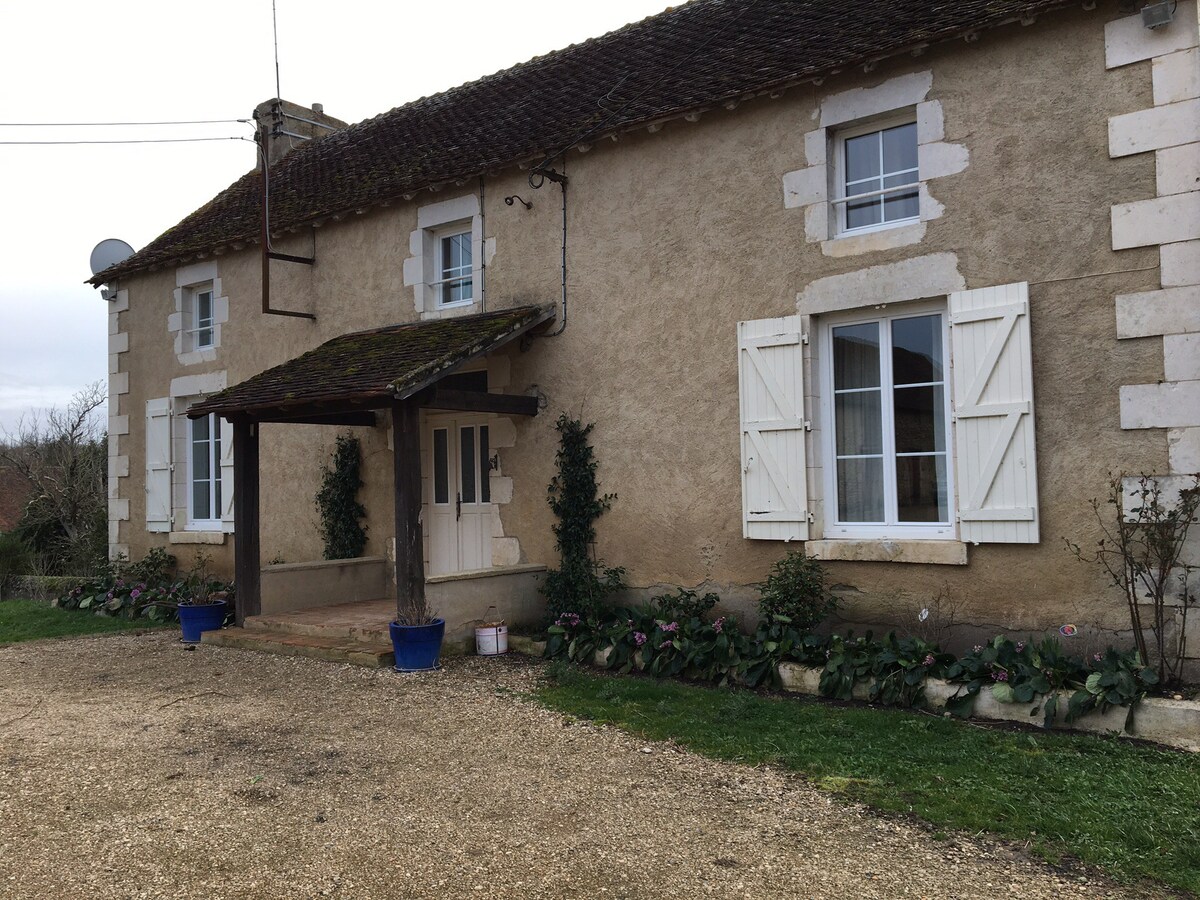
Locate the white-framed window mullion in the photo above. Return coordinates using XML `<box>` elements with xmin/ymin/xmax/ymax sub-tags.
<box><xmin>879</xmin><ymin>316</ymin><xmax>900</xmax><ymax>528</ymax></box>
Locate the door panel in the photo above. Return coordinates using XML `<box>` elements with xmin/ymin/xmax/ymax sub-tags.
<box><xmin>426</xmin><ymin>417</ymin><xmax>493</xmax><ymax>575</ymax></box>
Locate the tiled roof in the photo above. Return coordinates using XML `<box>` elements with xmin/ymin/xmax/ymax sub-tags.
<box><xmin>187</xmin><ymin>305</ymin><xmax>554</xmax><ymax>419</ymax></box>
<box><xmin>93</xmin><ymin>0</ymin><xmax>1075</xmax><ymax>285</ymax></box>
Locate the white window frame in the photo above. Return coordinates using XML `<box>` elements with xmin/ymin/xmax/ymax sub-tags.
<box><xmin>186</xmin><ymin>412</ymin><xmax>223</xmax><ymax>531</ymax></box>
<box><xmin>831</xmin><ymin>113</ymin><xmax>920</xmax><ymax>238</ymax></box>
<box><xmin>434</xmin><ymin>226</ymin><xmax>474</xmax><ymax>309</ymax></box>
<box><xmin>192</xmin><ymin>287</ymin><xmax>215</xmax><ymax>348</ymax></box>
<box><xmin>819</xmin><ymin>300</ymin><xmax>956</xmax><ymax>541</ymax></box>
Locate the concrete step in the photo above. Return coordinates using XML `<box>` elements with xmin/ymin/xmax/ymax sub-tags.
<box><xmin>202</xmin><ymin>627</ymin><xmax>394</xmax><ymax>668</ymax></box>
<box><xmin>245</xmin><ymin>601</ymin><xmax>394</xmax><ymax>645</ymax></box>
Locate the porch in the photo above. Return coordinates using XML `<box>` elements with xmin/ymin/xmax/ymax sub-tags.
<box><xmin>185</xmin><ymin>304</ymin><xmax>556</xmax><ymax>642</ymax></box>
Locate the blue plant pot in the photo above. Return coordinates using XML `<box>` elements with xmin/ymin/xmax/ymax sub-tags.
<box><xmin>390</xmin><ymin>618</ymin><xmax>445</xmax><ymax>672</ymax></box>
<box><xmin>179</xmin><ymin>601</ymin><xmax>227</xmax><ymax>643</ymax></box>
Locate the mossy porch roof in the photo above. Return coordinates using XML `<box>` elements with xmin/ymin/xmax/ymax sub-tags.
<box><xmin>188</xmin><ymin>305</ymin><xmax>553</xmax><ymax>419</ymax></box>
<box><xmin>90</xmin><ymin>0</ymin><xmax>1077</xmax><ymax>286</ymax></box>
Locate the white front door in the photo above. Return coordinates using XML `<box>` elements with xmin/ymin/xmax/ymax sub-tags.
<box><xmin>427</xmin><ymin>415</ymin><xmax>493</xmax><ymax>575</ymax></box>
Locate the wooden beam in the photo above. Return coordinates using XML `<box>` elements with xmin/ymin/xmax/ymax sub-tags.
<box><xmin>255</xmin><ymin>411</ymin><xmax>377</xmax><ymax>427</ymax></box>
<box><xmin>419</xmin><ymin>388</ymin><xmax>538</xmax><ymax>417</ymax></box>
<box><xmin>232</xmin><ymin>419</ymin><xmax>261</xmax><ymax>625</ymax></box>
<box><xmin>392</xmin><ymin>400</ymin><xmax>426</xmax><ymax>623</ymax></box>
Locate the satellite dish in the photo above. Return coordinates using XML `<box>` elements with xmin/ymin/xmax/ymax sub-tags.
<box><xmin>89</xmin><ymin>238</ymin><xmax>135</xmax><ymax>277</ymax></box>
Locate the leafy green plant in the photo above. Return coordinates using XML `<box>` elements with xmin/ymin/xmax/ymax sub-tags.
<box><xmin>739</xmin><ymin>615</ymin><xmax>820</xmax><ymax>688</ymax></box>
<box><xmin>820</xmin><ymin>632</ymin><xmax>951</xmax><ymax>707</ymax></box>
<box><xmin>540</xmin><ymin>415</ymin><xmax>624</xmax><ymax>621</ymax></box>
<box><xmin>543</xmin><ymin>590</ymin><xmax>1164</xmax><ymax>730</ymax></box>
<box><xmin>53</xmin><ymin>548</ymin><xmax>233</xmax><ymax>623</ymax></box>
<box><xmin>315</xmin><ymin>433</ymin><xmax>368</xmax><ymax>561</ymax></box>
<box><xmin>648</xmin><ymin>587</ymin><xmax>719</xmax><ymax>621</ymax></box>
<box><xmin>1070</xmin><ymin>647</ymin><xmax>1161</xmax><ymax>729</ymax></box>
<box><xmin>757</xmin><ymin>551</ymin><xmax>838</xmax><ymax>632</ymax></box>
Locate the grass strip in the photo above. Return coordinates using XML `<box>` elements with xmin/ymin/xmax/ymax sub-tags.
<box><xmin>537</xmin><ymin>663</ymin><xmax>1200</xmax><ymax>893</ymax></box>
<box><xmin>0</xmin><ymin>599</ymin><xmax>167</xmax><ymax>645</ymax></box>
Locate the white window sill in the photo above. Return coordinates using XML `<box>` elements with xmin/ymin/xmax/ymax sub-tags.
<box><xmin>169</xmin><ymin>530</ymin><xmax>226</xmax><ymax>545</ymax></box>
<box><xmin>805</xmin><ymin>538</ymin><xmax>967</xmax><ymax>566</ymax></box>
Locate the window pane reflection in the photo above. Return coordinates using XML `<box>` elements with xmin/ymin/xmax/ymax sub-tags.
<box><xmin>896</xmin><ymin>455</ymin><xmax>948</xmax><ymax>523</ymax></box>
<box><xmin>833</xmin><ymin>323</ymin><xmax>880</xmax><ymax>389</ymax></box>
<box><xmin>837</xmin><ymin>457</ymin><xmax>884</xmax><ymax>523</ymax></box>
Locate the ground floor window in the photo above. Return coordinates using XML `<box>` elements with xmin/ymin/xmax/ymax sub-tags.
<box><xmin>823</xmin><ymin>306</ymin><xmax>954</xmax><ymax>539</ymax></box>
<box><xmin>188</xmin><ymin>413</ymin><xmax>222</xmax><ymax>529</ymax></box>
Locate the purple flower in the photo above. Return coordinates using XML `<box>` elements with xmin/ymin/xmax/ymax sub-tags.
<box><xmin>923</xmin><ymin>654</ymin><xmax>935</xmax><ymax>667</ymax></box>
<box><xmin>130</xmin><ymin>589</ymin><xmax>141</xmax><ymax>599</ymax></box>
<box><xmin>713</xmin><ymin>617</ymin><xmax>726</xmax><ymax>634</ymax></box>
<box><xmin>660</xmin><ymin>621</ymin><xmax>678</xmax><ymax>633</ymax></box>
<box><xmin>106</xmin><ymin>591</ymin><xmax>113</xmax><ymax>600</ymax></box>
<box><xmin>660</xmin><ymin>639</ymin><xmax>673</xmax><ymax>649</ymax></box>
<box><xmin>992</xmin><ymin>669</ymin><xmax>1009</xmax><ymax>682</ymax></box>
<box><xmin>1093</xmin><ymin>652</ymin><xmax>1103</xmax><ymax>662</ymax></box>
<box><xmin>633</xmin><ymin>632</ymin><xmax>647</xmax><ymax>647</ymax></box>
<box><xmin>556</xmin><ymin>612</ymin><xmax>581</xmax><ymax>628</ymax></box>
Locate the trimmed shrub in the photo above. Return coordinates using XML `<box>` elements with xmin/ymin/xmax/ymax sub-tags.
<box><xmin>758</xmin><ymin>551</ymin><xmax>838</xmax><ymax>632</ymax></box>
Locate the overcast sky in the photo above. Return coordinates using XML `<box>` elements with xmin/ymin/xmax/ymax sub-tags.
<box><xmin>0</xmin><ymin>0</ymin><xmax>669</xmax><ymax>433</ymax></box>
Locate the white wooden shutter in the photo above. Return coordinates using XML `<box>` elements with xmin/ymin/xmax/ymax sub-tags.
<box><xmin>219</xmin><ymin>416</ymin><xmax>235</xmax><ymax>532</ymax></box>
<box><xmin>145</xmin><ymin>398</ymin><xmax>172</xmax><ymax>533</ymax></box>
<box><xmin>738</xmin><ymin>315</ymin><xmax>809</xmax><ymax>541</ymax></box>
<box><xmin>949</xmin><ymin>283</ymin><xmax>1040</xmax><ymax>543</ymax></box>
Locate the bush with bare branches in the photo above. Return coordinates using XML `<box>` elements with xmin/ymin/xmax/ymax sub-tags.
<box><xmin>1067</xmin><ymin>473</ymin><xmax>1199</xmax><ymax>687</ymax></box>
<box><xmin>1</xmin><ymin>383</ymin><xmax>108</xmax><ymax>576</ymax></box>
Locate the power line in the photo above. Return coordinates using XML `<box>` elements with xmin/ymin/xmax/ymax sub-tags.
<box><xmin>0</xmin><ymin>136</ymin><xmax>250</xmax><ymax>145</ymax></box>
<box><xmin>0</xmin><ymin>119</ymin><xmax>250</xmax><ymax>127</ymax></box>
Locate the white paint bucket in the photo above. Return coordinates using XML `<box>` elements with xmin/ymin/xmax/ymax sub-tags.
<box><xmin>475</xmin><ymin>623</ymin><xmax>508</xmax><ymax>656</ymax></box>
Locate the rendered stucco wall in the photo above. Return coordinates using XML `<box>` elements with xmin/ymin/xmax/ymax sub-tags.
<box><xmin>109</xmin><ymin>6</ymin><xmax>1172</xmax><ymax>645</ymax></box>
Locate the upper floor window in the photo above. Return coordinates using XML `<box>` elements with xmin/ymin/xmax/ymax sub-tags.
<box><xmin>439</xmin><ymin>230</ymin><xmax>474</xmax><ymax>307</ymax></box>
<box><xmin>193</xmin><ymin>288</ymin><xmax>215</xmax><ymax>348</ymax></box>
<box><xmin>833</xmin><ymin>118</ymin><xmax>919</xmax><ymax>235</ymax></box>
<box><xmin>823</xmin><ymin>306</ymin><xmax>954</xmax><ymax>539</ymax></box>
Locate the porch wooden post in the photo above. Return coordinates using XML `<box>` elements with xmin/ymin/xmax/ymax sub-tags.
<box><xmin>232</xmin><ymin>418</ymin><xmax>261</xmax><ymax>624</ymax></box>
<box><xmin>391</xmin><ymin>399</ymin><xmax>425</xmax><ymax>621</ymax></box>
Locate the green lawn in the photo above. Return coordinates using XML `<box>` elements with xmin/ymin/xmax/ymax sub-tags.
<box><xmin>0</xmin><ymin>599</ymin><xmax>167</xmax><ymax>645</ymax></box>
<box><xmin>537</xmin><ymin>663</ymin><xmax>1200</xmax><ymax>894</ymax></box>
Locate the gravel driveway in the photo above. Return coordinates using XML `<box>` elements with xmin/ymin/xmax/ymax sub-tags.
<box><xmin>0</xmin><ymin>633</ymin><xmax>1163</xmax><ymax>899</ymax></box>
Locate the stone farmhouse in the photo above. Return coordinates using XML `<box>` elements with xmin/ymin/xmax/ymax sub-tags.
<box><xmin>91</xmin><ymin>0</ymin><xmax>1200</xmax><ymax>653</ymax></box>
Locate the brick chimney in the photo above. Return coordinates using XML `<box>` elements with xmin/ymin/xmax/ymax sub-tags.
<box><xmin>253</xmin><ymin>99</ymin><xmax>348</xmax><ymax>169</ymax></box>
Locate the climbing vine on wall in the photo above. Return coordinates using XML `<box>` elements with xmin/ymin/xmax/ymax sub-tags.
<box><xmin>541</xmin><ymin>414</ymin><xmax>625</xmax><ymax>620</ymax></box>
<box><xmin>315</xmin><ymin>433</ymin><xmax>368</xmax><ymax>560</ymax></box>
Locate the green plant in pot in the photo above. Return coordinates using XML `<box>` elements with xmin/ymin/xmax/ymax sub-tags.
<box><xmin>162</xmin><ymin>552</ymin><xmax>234</xmax><ymax>643</ymax></box>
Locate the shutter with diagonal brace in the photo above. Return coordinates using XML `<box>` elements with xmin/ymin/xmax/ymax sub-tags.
<box><xmin>738</xmin><ymin>315</ymin><xmax>809</xmax><ymax>541</ymax></box>
<box><xmin>145</xmin><ymin>398</ymin><xmax>172</xmax><ymax>532</ymax></box>
<box><xmin>219</xmin><ymin>416</ymin><xmax>235</xmax><ymax>532</ymax></box>
<box><xmin>949</xmin><ymin>283</ymin><xmax>1040</xmax><ymax>543</ymax></box>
